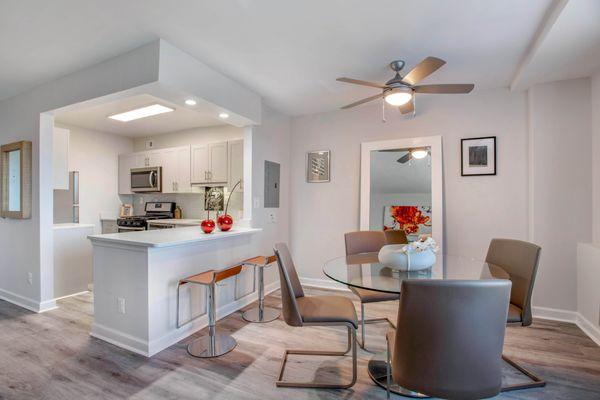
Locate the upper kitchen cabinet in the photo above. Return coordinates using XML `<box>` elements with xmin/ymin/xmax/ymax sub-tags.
<box><xmin>53</xmin><ymin>127</ymin><xmax>70</xmax><ymax>190</ymax></box>
<box><xmin>191</xmin><ymin>142</ymin><xmax>228</xmax><ymax>184</ymax></box>
<box><xmin>162</xmin><ymin>146</ymin><xmax>191</xmax><ymax>193</ymax></box>
<box><xmin>228</xmin><ymin>139</ymin><xmax>244</xmax><ymax>190</ymax></box>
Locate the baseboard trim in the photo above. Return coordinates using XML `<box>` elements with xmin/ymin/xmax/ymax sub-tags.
<box><xmin>300</xmin><ymin>277</ymin><xmax>350</xmax><ymax>292</ymax></box>
<box><xmin>575</xmin><ymin>313</ymin><xmax>600</xmax><ymax>346</ymax></box>
<box><xmin>53</xmin><ymin>290</ymin><xmax>91</xmax><ymax>302</ymax></box>
<box><xmin>0</xmin><ymin>288</ymin><xmax>57</xmax><ymax>313</ymax></box>
<box><xmin>92</xmin><ymin>280</ymin><xmax>281</xmax><ymax>357</ymax></box>
<box><xmin>532</xmin><ymin>306</ymin><xmax>578</xmax><ymax>323</ymax></box>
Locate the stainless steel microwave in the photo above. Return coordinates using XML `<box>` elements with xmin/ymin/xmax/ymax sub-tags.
<box><xmin>131</xmin><ymin>167</ymin><xmax>162</xmax><ymax>193</ymax></box>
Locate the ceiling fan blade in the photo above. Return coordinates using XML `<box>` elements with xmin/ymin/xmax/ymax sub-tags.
<box><xmin>398</xmin><ymin>99</ymin><xmax>414</xmax><ymax>115</ymax></box>
<box><xmin>397</xmin><ymin>153</ymin><xmax>411</xmax><ymax>164</ymax></box>
<box><xmin>337</xmin><ymin>77</ymin><xmax>387</xmax><ymax>89</ymax></box>
<box><xmin>341</xmin><ymin>93</ymin><xmax>384</xmax><ymax>109</ymax></box>
<box><xmin>401</xmin><ymin>57</ymin><xmax>446</xmax><ymax>85</ymax></box>
<box><xmin>414</xmin><ymin>84</ymin><xmax>474</xmax><ymax>94</ymax></box>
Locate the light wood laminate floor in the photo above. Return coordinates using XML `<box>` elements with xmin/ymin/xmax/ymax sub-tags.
<box><xmin>1</xmin><ymin>288</ymin><xmax>599</xmax><ymax>399</ymax></box>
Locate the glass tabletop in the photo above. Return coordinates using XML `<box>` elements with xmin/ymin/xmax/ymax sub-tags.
<box><xmin>323</xmin><ymin>252</ymin><xmax>509</xmax><ymax>294</ymax></box>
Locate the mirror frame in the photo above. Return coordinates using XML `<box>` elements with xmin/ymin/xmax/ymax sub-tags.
<box><xmin>360</xmin><ymin>135</ymin><xmax>443</xmax><ymax>252</ymax></box>
<box><xmin>1</xmin><ymin>140</ymin><xmax>32</xmax><ymax>219</ymax></box>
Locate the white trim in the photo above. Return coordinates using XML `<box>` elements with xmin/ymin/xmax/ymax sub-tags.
<box><xmin>0</xmin><ymin>288</ymin><xmax>57</xmax><ymax>313</ymax></box>
<box><xmin>300</xmin><ymin>277</ymin><xmax>350</xmax><ymax>292</ymax></box>
<box><xmin>91</xmin><ymin>280</ymin><xmax>280</xmax><ymax>357</ymax></box>
<box><xmin>533</xmin><ymin>306</ymin><xmax>600</xmax><ymax>346</ymax></box>
<box><xmin>360</xmin><ymin>135</ymin><xmax>444</xmax><ymax>254</ymax></box>
<box><xmin>576</xmin><ymin>313</ymin><xmax>600</xmax><ymax>346</ymax></box>
<box><xmin>53</xmin><ymin>290</ymin><xmax>91</xmax><ymax>302</ymax></box>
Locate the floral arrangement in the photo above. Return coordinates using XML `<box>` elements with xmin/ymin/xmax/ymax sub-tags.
<box><xmin>401</xmin><ymin>236</ymin><xmax>439</xmax><ymax>254</ymax></box>
<box><xmin>385</xmin><ymin>205</ymin><xmax>431</xmax><ymax>234</ymax></box>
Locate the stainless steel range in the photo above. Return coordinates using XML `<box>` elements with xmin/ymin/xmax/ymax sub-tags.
<box><xmin>117</xmin><ymin>202</ymin><xmax>176</xmax><ymax>232</ymax></box>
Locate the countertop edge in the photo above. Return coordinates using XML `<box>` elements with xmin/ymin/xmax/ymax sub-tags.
<box><xmin>88</xmin><ymin>227</ymin><xmax>262</xmax><ymax>248</ymax></box>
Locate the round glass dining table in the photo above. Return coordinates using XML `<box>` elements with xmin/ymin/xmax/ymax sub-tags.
<box><xmin>323</xmin><ymin>252</ymin><xmax>509</xmax><ymax>398</ymax></box>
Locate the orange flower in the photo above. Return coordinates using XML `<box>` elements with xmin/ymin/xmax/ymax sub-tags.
<box><xmin>389</xmin><ymin>206</ymin><xmax>431</xmax><ymax>234</ymax></box>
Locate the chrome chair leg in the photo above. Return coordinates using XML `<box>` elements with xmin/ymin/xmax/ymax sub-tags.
<box><xmin>358</xmin><ymin>303</ymin><xmax>395</xmax><ymax>351</ymax></box>
<box><xmin>386</xmin><ymin>339</ymin><xmax>391</xmax><ymax>399</ymax></box>
<box><xmin>243</xmin><ymin>266</ymin><xmax>280</xmax><ymax>323</ymax></box>
<box><xmin>501</xmin><ymin>355</ymin><xmax>546</xmax><ymax>392</ymax></box>
<box><xmin>276</xmin><ymin>323</ymin><xmax>357</xmax><ymax>389</ymax></box>
<box><xmin>187</xmin><ymin>282</ymin><xmax>237</xmax><ymax>358</ymax></box>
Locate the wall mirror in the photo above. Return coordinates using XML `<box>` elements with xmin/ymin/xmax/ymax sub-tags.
<box><xmin>360</xmin><ymin>136</ymin><xmax>443</xmax><ymax>252</ymax></box>
<box><xmin>1</xmin><ymin>141</ymin><xmax>32</xmax><ymax>219</ymax></box>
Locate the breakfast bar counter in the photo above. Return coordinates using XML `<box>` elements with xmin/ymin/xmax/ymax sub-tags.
<box><xmin>87</xmin><ymin>226</ymin><xmax>263</xmax><ymax>357</ymax></box>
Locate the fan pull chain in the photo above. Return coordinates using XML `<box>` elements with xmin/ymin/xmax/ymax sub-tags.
<box><xmin>382</xmin><ymin>97</ymin><xmax>386</xmax><ymax>123</ymax></box>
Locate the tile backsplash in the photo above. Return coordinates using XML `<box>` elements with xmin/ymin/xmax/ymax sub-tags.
<box><xmin>132</xmin><ymin>189</ymin><xmax>243</xmax><ymax>220</ymax></box>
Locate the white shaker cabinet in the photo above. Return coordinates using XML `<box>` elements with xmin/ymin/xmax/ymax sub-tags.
<box><xmin>191</xmin><ymin>142</ymin><xmax>228</xmax><ymax>184</ymax></box>
<box><xmin>162</xmin><ymin>146</ymin><xmax>191</xmax><ymax>193</ymax></box>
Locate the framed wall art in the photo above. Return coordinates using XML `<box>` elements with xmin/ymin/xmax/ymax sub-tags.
<box><xmin>306</xmin><ymin>150</ymin><xmax>330</xmax><ymax>183</ymax></box>
<box><xmin>461</xmin><ymin>136</ymin><xmax>496</xmax><ymax>176</ymax></box>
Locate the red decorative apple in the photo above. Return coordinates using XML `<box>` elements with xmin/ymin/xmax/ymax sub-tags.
<box><xmin>217</xmin><ymin>214</ymin><xmax>233</xmax><ymax>232</ymax></box>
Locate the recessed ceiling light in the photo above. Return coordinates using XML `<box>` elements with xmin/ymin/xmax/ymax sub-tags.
<box><xmin>108</xmin><ymin>104</ymin><xmax>174</xmax><ymax>122</ymax></box>
<box><xmin>219</xmin><ymin>112</ymin><xmax>229</xmax><ymax>119</ymax></box>
<box><xmin>185</xmin><ymin>99</ymin><xmax>197</xmax><ymax>106</ymax></box>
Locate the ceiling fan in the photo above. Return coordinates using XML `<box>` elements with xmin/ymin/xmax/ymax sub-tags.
<box><xmin>379</xmin><ymin>148</ymin><xmax>430</xmax><ymax>164</ymax></box>
<box><xmin>337</xmin><ymin>57</ymin><xmax>474</xmax><ymax>115</ymax></box>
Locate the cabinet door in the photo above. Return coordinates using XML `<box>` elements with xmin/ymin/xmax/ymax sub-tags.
<box><xmin>53</xmin><ymin>127</ymin><xmax>70</xmax><ymax>190</ymax></box>
<box><xmin>118</xmin><ymin>154</ymin><xmax>137</xmax><ymax>194</ymax></box>
<box><xmin>208</xmin><ymin>142</ymin><xmax>228</xmax><ymax>183</ymax></box>
<box><xmin>134</xmin><ymin>153</ymin><xmax>148</xmax><ymax>168</ymax></box>
<box><xmin>191</xmin><ymin>144</ymin><xmax>209</xmax><ymax>183</ymax></box>
<box><xmin>176</xmin><ymin>146</ymin><xmax>191</xmax><ymax>192</ymax></box>
<box><xmin>228</xmin><ymin>140</ymin><xmax>244</xmax><ymax>190</ymax></box>
<box><xmin>161</xmin><ymin>148</ymin><xmax>178</xmax><ymax>193</ymax></box>
<box><xmin>148</xmin><ymin>150</ymin><xmax>163</xmax><ymax>167</ymax></box>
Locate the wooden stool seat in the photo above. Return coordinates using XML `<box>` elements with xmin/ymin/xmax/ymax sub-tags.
<box><xmin>242</xmin><ymin>255</ymin><xmax>280</xmax><ymax>323</ymax></box>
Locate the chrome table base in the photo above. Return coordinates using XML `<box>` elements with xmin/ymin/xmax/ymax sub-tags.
<box><xmin>242</xmin><ymin>306</ymin><xmax>280</xmax><ymax>323</ymax></box>
<box><xmin>368</xmin><ymin>354</ymin><xmax>430</xmax><ymax>398</ymax></box>
<box><xmin>187</xmin><ymin>333</ymin><xmax>237</xmax><ymax>358</ymax></box>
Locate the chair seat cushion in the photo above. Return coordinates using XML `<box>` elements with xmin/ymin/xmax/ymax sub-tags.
<box><xmin>297</xmin><ymin>295</ymin><xmax>358</xmax><ymax>328</ymax></box>
<box><xmin>508</xmin><ymin>303</ymin><xmax>523</xmax><ymax>323</ymax></box>
<box><xmin>349</xmin><ymin>286</ymin><xmax>400</xmax><ymax>303</ymax></box>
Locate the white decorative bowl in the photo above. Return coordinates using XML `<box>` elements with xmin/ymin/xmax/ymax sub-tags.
<box><xmin>378</xmin><ymin>244</ymin><xmax>436</xmax><ymax>271</ymax></box>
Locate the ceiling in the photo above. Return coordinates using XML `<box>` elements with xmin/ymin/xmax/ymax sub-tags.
<box><xmin>371</xmin><ymin>150</ymin><xmax>431</xmax><ymax>194</ymax></box>
<box><xmin>54</xmin><ymin>94</ymin><xmax>224</xmax><ymax>137</ymax></box>
<box><xmin>1</xmin><ymin>0</ymin><xmax>598</xmax><ymax>116</ymax></box>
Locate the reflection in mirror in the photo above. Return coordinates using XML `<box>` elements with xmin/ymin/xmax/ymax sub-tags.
<box><xmin>8</xmin><ymin>149</ymin><xmax>21</xmax><ymax>212</ymax></box>
<box><xmin>369</xmin><ymin>147</ymin><xmax>431</xmax><ymax>242</ymax></box>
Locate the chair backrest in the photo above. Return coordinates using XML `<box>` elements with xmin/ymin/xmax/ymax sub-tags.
<box><xmin>485</xmin><ymin>238</ymin><xmax>541</xmax><ymax>326</ymax></box>
<box><xmin>344</xmin><ymin>231</ymin><xmax>386</xmax><ymax>256</ymax></box>
<box><xmin>384</xmin><ymin>229</ymin><xmax>408</xmax><ymax>244</ymax></box>
<box><xmin>392</xmin><ymin>279</ymin><xmax>511</xmax><ymax>400</ymax></box>
<box><xmin>273</xmin><ymin>243</ymin><xmax>304</xmax><ymax>327</ymax></box>
<box><xmin>214</xmin><ymin>264</ymin><xmax>242</xmax><ymax>283</ymax></box>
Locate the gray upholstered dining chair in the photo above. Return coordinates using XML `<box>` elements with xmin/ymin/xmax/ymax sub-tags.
<box><xmin>384</xmin><ymin>229</ymin><xmax>408</xmax><ymax>245</ymax></box>
<box><xmin>273</xmin><ymin>242</ymin><xmax>358</xmax><ymax>389</ymax></box>
<box><xmin>486</xmin><ymin>238</ymin><xmax>545</xmax><ymax>391</ymax></box>
<box><xmin>385</xmin><ymin>279</ymin><xmax>512</xmax><ymax>399</ymax></box>
<box><xmin>344</xmin><ymin>231</ymin><xmax>398</xmax><ymax>350</ymax></box>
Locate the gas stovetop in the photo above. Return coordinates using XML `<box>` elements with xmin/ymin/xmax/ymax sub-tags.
<box><xmin>117</xmin><ymin>202</ymin><xmax>175</xmax><ymax>229</ymax></box>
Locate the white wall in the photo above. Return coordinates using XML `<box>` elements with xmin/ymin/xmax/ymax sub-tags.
<box><xmin>290</xmin><ymin>88</ymin><xmax>529</xmax><ymax>281</ymax></box>
<box><xmin>592</xmin><ymin>71</ymin><xmax>600</xmax><ymax>243</ymax></box>
<box><xmin>54</xmin><ymin>123</ymin><xmax>133</xmax><ymax>233</ymax></box>
<box><xmin>528</xmin><ymin>78</ymin><xmax>592</xmax><ymax>312</ymax></box>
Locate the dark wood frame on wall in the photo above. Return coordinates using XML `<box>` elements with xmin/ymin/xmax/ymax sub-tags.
<box><xmin>460</xmin><ymin>136</ymin><xmax>497</xmax><ymax>176</ymax></box>
<box><xmin>1</xmin><ymin>141</ymin><xmax>32</xmax><ymax>219</ymax></box>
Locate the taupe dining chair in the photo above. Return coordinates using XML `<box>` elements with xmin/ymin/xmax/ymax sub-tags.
<box><xmin>273</xmin><ymin>242</ymin><xmax>358</xmax><ymax>389</ymax></box>
<box><xmin>384</xmin><ymin>229</ymin><xmax>408</xmax><ymax>245</ymax></box>
<box><xmin>344</xmin><ymin>231</ymin><xmax>398</xmax><ymax>350</ymax></box>
<box><xmin>386</xmin><ymin>279</ymin><xmax>512</xmax><ymax>399</ymax></box>
<box><xmin>486</xmin><ymin>238</ymin><xmax>545</xmax><ymax>392</ymax></box>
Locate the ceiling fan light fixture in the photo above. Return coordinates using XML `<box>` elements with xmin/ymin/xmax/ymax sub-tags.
<box><xmin>384</xmin><ymin>88</ymin><xmax>412</xmax><ymax>106</ymax></box>
<box><xmin>411</xmin><ymin>149</ymin><xmax>428</xmax><ymax>159</ymax></box>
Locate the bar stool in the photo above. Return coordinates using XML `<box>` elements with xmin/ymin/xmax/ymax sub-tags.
<box><xmin>176</xmin><ymin>263</ymin><xmax>243</xmax><ymax>358</ymax></box>
<box><xmin>241</xmin><ymin>255</ymin><xmax>280</xmax><ymax>323</ymax></box>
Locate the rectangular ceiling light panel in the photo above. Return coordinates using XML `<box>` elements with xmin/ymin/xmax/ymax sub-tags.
<box><xmin>108</xmin><ymin>104</ymin><xmax>174</xmax><ymax>122</ymax></box>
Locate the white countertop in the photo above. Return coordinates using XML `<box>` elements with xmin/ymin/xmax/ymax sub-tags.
<box><xmin>88</xmin><ymin>226</ymin><xmax>261</xmax><ymax>248</ymax></box>
<box><xmin>147</xmin><ymin>219</ymin><xmax>202</xmax><ymax>226</ymax></box>
<box><xmin>53</xmin><ymin>223</ymin><xmax>95</xmax><ymax>230</ymax></box>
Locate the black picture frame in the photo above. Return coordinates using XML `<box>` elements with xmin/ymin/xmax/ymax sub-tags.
<box><xmin>461</xmin><ymin>136</ymin><xmax>496</xmax><ymax>176</ymax></box>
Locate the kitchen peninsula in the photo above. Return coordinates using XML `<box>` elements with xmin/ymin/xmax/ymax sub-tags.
<box><xmin>88</xmin><ymin>225</ymin><xmax>261</xmax><ymax>356</ymax></box>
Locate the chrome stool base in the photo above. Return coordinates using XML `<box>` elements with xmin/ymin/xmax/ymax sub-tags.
<box><xmin>368</xmin><ymin>354</ymin><xmax>430</xmax><ymax>398</ymax></box>
<box><xmin>242</xmin><ymin>307</ymin><xmax>280</xmax><ymax>323</ymax></box>
<box><xmin>187</xmin><ymin>334</ymin><xmax>237</xmax><ymax>358</ymax></box>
